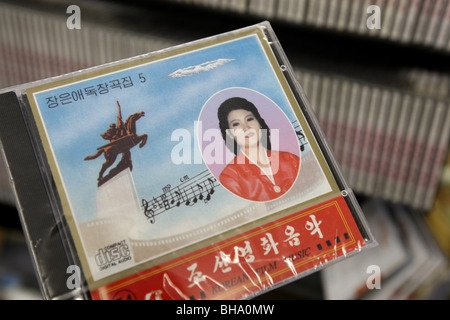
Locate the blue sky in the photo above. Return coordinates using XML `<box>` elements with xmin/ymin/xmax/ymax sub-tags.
<box><xmin>32</xmin><ymin>34</ymin><xmax>309</xmax><ymax>237</ymax></box>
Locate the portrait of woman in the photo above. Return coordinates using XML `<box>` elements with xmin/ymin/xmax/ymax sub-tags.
<box><xmin>217</xmin><ymin>96</ymin><xmax>300</xmax><ymax>201</ymax></box>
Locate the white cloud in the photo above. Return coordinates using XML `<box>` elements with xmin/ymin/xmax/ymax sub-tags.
<box><xmin>168</xmin><ymin>58</ymin><xmax>235</xmax><ymax>78</ymax></box>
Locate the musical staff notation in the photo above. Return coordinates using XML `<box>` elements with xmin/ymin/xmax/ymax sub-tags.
<box><xmin>142</xmin><ymin>169</ymin><xmax>220</xmax><ymax>223</ymax></box>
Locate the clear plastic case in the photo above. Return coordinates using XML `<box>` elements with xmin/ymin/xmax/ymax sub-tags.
<box><xmin>0</xmin><ymin>21</ymin><xmax>376</xmax><ymax>300</ymax></box>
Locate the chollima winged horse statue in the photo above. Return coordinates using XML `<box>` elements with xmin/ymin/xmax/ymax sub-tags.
<box><xmin>84</xmin><ymin>101</ymin><xmax>148</xmax><ymax>186</ymax></box>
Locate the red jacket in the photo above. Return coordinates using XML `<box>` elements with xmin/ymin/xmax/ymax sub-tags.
<box><xmin>219</xmin><ymin>150</ymin><xmax>300</xmax><ymax>201</ymax></box>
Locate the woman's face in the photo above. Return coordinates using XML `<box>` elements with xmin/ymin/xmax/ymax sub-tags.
<box><xmin>226</xmin><ymin>109</ymin><xmax>262</xmax><ymax>149</ymax></box>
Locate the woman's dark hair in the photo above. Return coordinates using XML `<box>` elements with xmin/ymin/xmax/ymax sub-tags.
<box><xmin>217</xmin><ymin>97</ymin><xmax>271</xmax><ymax>155</ymax></box>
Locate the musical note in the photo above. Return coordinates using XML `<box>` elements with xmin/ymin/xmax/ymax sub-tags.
<box><xmin>188</xmin><ymin>186</ymin><xmax>198</xmax><ymax>205</ymax></box>
<box><xmin>174</xmin><ymin>188</ymin><xmax>186</xmax><ymax>207</ymax></box>
<box><xmin>161</xmin><ymin>196</ymin><xmax>170</xmax><ymax>210</ymax></box>
<box><xmin>203</xmin><ymin>177</ymin><xmax>216</xmax><ymax>203</ymax></box>
<box><xmin>295</xmin><ymin>129</ymin><xmax>307</xmax><ymax>152</ymax></box>
<box><xmin>161</xmin><ymin>193</ymin><xmax>170</xmax><ymax>210</ymax></box>
<box><xmin>292</xmin><ymin>120</ymin><xmax>308</xmax><ymax>152</ymax></box>
<box><xmin>174</xmin><ymin>194</ymin><xmax>181</xmax><ymax>206</ymax></box>
<box><xmin>196</xmin><ymin>184</ymin><xmax>204</xmax><ymax>201</ymax></box>
<box><xmin>207</xmin><ymin>177</ymin><xmax>216</xmax><ymax>194</ymax></box>
<box><xmin>152</xmin><ymin>197</ymin><xmax>163</xmax><ymax>209</ymax></box>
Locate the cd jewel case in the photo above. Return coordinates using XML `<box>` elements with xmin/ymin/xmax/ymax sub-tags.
<box><xmin>0</xmin><ymin>22</ymin><xmax>375</xmax><ymax>300</ymax></box>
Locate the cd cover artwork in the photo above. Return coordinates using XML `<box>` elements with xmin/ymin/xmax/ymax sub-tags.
<box><xmin>21</xmin><ymin>23</ymin><xmax>373</xmax><ymax>299</ymax></box>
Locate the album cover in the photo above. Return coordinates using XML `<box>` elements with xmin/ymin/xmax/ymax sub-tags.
<box><xmin>1</xmin><ymin>22</ymin><xmax>374</xmax><ymax>300</ymax></box>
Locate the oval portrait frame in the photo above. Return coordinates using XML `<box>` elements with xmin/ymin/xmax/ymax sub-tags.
<box><xmin>197</xmin><ymin>87</ymin><xmax>301</xmax><ymax>202</ymax></box>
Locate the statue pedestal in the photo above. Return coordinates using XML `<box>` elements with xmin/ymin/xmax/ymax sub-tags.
<box><xmin>79</xmin><ymin>168</ymin><xmax>143</xmax><ymax>281</ymax></box>
<box><xmin>95</xmin><ymin>167</ymin><xmax>141</xmax><ymax>221</ymax></box>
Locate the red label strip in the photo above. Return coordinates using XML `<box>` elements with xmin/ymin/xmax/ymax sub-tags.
<box><xmin>91</xmin><ymin>195</ymin><xmax>365</xmax><ymax>300</ymax></box>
